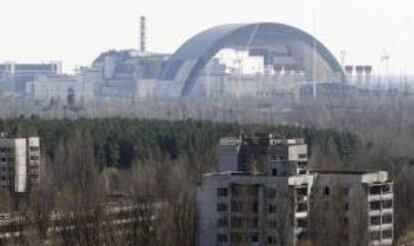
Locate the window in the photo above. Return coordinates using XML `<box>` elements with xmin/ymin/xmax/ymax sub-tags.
<box><xmin>252</xmin><ymin>202</ymin><xmax>259</xmax><ymax>213</ymax></box>
<box><xmin>382</xmin><ymin>230</ymin><xmax>393</xmax><ymax>239</ymax></box>
<box><xmin>370</xmin><ymin>201</ymin><xmax>381</xmax><ymax>210</ymax></box>
<box><xmin>343</xmin><ymin>217</ymin><xmax>349</xmax><ymax>226</ymax></box>
<box><xmin>297</xmin><ymin>203</ymin><xmax>308</xmax><ymax>212</ymax></box>
<box><xmin>217</xmin><ymin>203</ymin><xmax>228</xmax><ymax>212</ymax></box>
<box><xmin>344</xmin><ymin>203</ymin><xmax>349</xmax><ymax>211</ymax></box>
<box><xmin>268</xmin><ymin>220</ymin><xmax>277</xmax><ymax>228</ymax></box>
<box><xmin>231</xmin><ymin>201</ymin><xmax>243</xmax><ymax>212</ymax></box>
<box><xmin>297</xmin><ymin>219</ymin><xmax>308</xmax><ymax>227</ymax></box>
<box><xmin>268</xmin><ymin>236</ymin><xmax>276</xmax><ymax>244</ymax></box>
<box><xmin>370</xmin><ymin>216</ymin><xmax>381</xmax><ymax>225</ymax></box>
<box><xmin>231</xmin><ymin>233</ymin><xmax>242</xmax><ymax>243</ymax></box>
<box><xmin>297</xmin><ymin>187</ymin><xmax>308</xmax><ymax>196</ymax></box>
<box><xmin>268</xmin><ymin>204</ymin><xmax>276</xmax><ymax>213</ymax></box>
<box><xmin>298</xmin><ymin>161</ymin><xmax>307</xmax><ymax>168</ymax></box>
<box><xmin>298</xmin><ymin>154</ymin><xmax>307</xmax><ymax>159</ymax></box>
<box><xmin>382</xmin><ymin>185</ymin><xmax>392</xmax><ymax>193</ymax></box>
<box><xmin>382</xmin><ymin>200</ymin><xmax>393</xmax><ymax>209</ymax></box>
<box><xmin>251</xmin><ymin>234</ymin><xmax>259</xmax><ymax>242</ymax></box>
<box><xmin>369</xmin><ymin>186</ymin><xmax>382</xmax><ymax>195</ymax></box>
<box><xmin>382</xmin><ymin>215</ymin><xmax>392</xmax><ymax>224</ymax></box>
<box><xmin>231</xmin><ymin>217</ymin><xmax>243</xmax><ymax>228</ymax></box>
<box><xmin>217</xmin><ymin>188</ymin><xmax>228</xmax><ymax>197</ymax></box>
<box><xmin>217</xmin><ymin>218</ymin><xmax>228</xmax><ymax>227</ymax></box>
<box><xmin>29</xmin><ymin>147</ymin><xmax>40</xmax><ymax>152</ymax></box>
<box><xmin>217</xmin><ymin>234</ymin><xmax>228</xmax><ymax>243</ymax></box>
<box><xmin>323</xmin><ymin>187</ymin><xmax>330</xmax><ymax>196</ymax></box>
<box><xmin>272</xmin><ymin>169</ymin><xmax>278</xmax><ymax>176</ymax></box>
<box><xmin>231</xmin><ymin>184</ymin><xmax>242</xmax><ymax>197</ymax></box>
<box><xmin>370</xmin><ymin>231</ymin><xmax>381</xmax><ymax>241</ymax></box>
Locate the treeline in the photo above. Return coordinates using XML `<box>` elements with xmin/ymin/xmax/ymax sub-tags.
<box><xmin>0</xmin><ymin>118</ymin><xmax>359</xmax><ymax>170</ymax></box>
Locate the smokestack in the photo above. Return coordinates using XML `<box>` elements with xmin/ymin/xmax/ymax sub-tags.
<box><xmin>140</xmin><ymin>16</ymin><xmax>146</xmax><ymax>52</ymax></box>
<box><xmin>364</xmin><ymin>66</ymin><xmax>372</xmax><ymax>87</ymax></box>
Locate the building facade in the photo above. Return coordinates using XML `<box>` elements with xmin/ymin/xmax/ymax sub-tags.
<box><xmin>0</xmin><ymin>134</ymin><xmax>41</xmax><ymax>193</ymax></box>
<box><xmin>0</xmin><ymin>62</ymin><xmax>62</xmax><ymax>93</ymax></box>
<box><xmin>197</xmin><ymin>135</ymin><xmax>393</xmax><ymax>246</ymax></box>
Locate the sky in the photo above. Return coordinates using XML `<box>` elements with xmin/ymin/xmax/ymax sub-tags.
<box><xmin>0</xmin><ymin>0</ymin><xmax>413</xmax><ymax>74</ymax></box>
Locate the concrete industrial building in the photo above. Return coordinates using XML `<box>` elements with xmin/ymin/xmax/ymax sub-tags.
<box><xmin>0</xmin><ymin>62</ymin><xmax>62</xmax><ymax>94</ymax></box>
<box><xmin>90</xmin><ymin>50</ymin><xmax>168</xmax><ymax>99</ymax></box>
<box><xmin>197</xmin><ymin>135</ymin><xmax>394</xmax><ymax>246</ymax></box>
<box><xmin>0</xmin><ymin>134</ymin><xmax>41</xmax><ymax>193</ymax></box>
<box><xmin>25</xmin><ymin>74</ymin><xmax>95</xmax><ymax>104</ymax></box>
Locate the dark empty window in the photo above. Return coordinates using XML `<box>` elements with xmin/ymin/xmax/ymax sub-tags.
<box><xmin>217</xmin><ymin>218</ymin><xmax>228</xmax><ymax>227</ymax></box>
<box><xmin>382</xmin><ymin>200</ymin><xmax>393</xmax><ymax>209</ymax></box>
<box><xmin>297</xmin><ymin>219</ymin><xmax>308</xmax><ymax>227</ymax></box>
<box><xmin>370</xmin><ymin>201</ymin><xmax>381</xmax><ymax>211</ymax></box>
<box><xmin>217</xmin><ymin>188</ymin><xmax>228</xmax><ymax>197</ymax></box>
<box><xmin>297</xmin><ymin>203</ymin><xmax>308</xmax><ymax>212</ymax></box>
<box><xmin>268</xmin><ymin>220</ymin><xmax>277</xmax><ymax>228</ymax></box>
<box><xmin>298</xmin><ymin>154</ymin><xmax>307</xmax><ymax>159</ymax></box>
<box><xmin>217</xmin><ymin>203</ymin><xmax>228</xmax><ymax>212</ymax></box>
<box><xmin>382</xmin><ymin>230</ymin><xmax>393</xmax><ymax>239</ymax></box>
<box><xmin>382</xmin><ymin>215</ymin><xmax>392</xmax><ymax>224</ymax></box>
<box><xmin>251</xmin><ymin>234</ymin><xmax>259</xmax><ymax>242</ymax></box>
<box><xmin>382</xmin><ymin>185</ymin><xmax>392</xmax><ymax>193</ymax></box>
<box><xmin>370</xmin><ymin>231</ymin><xmax>380</xmax><ymax>240</ymax></box>
<box><xmin>369</xmin><ymin>186</ymin><xmax>382</xmax><ymax>195</ymax></box>
<box><xmin>217</xmin><ymin>234</ymin><xmax>228</xmax><ymax>243</ymax></box>
<box><xmin>370</xmin><ymin>216</ymin><xmax>381</xmax><ymax>225</ymax></box>
<box><xmin>297</xmin><ymin>187</ymin><xmax>308</xmax><ymax>196</ymax></box>
<box><xmin>231</xmin><ymin>201</ymin><xmax>243</xmax><ymax>212</ymax></box>
<box><xmin>231</xmin><ymin>217</ymin><xmax>243</xmax><ymax>228</ymax></box>
<box><xmin>272</xmin><ymin>169</ymin><xmax>278</xmax><ymax>176</ymax></box>
<box><xmin>268</xmin><ymin>236</ymin><xmax>276</xmax><ymax>244</ymax></box>
<box><xmin>323</xmin><ymin>187</ymin><xmax>330</xmax><ymax>196</ymax></box>
<box><xmin>268</xmin><ymin>204</ymin><xmax>276</xmax><ymax>213</ymax></box>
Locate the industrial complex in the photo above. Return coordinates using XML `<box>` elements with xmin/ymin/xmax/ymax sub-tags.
<box><xmin>0</xmin><ymin>18</ymin><xmax>411</xmax><ymax>111</ymax></box>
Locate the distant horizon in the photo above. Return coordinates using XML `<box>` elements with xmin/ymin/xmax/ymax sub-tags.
<box><xmin>0</xmin><ymin>0</ymin><xmax>413</xmax><ymax>74</ymax></box>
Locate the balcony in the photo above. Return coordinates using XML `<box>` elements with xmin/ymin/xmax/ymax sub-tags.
<box><xmin>368</xmin><ymin>193</ymin><xmax>393</xmax><ymax>202</ymax></box>
<box><xmin>295</xmin><ymin>211</ymin><xmax>308</xmax><ymax>219</ymax></box>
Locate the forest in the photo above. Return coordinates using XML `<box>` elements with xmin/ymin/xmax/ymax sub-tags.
<box><xmin>0</xmin><ymin>118</ymin><xmax>412</xmax><ymax>245</ymax></box>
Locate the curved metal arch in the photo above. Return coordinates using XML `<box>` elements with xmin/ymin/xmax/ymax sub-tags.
<box><xmin>161</xmin><ymin>22</ymin><xmax>344</xmax><ymax>97</ymax></box>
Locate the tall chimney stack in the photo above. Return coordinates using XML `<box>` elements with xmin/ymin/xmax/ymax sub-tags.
<box><xmin>140</xmin><ymin>16</ymin><xmax>146</xmax><ymax>52</ymax></box>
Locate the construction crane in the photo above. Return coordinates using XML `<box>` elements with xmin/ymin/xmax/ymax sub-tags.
<box><xmin>380</xmin><ymin>17</ymin><xmax>410</xmax><ymax>84</ymax></box>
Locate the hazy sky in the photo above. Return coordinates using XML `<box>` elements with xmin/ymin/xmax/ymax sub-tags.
<box><xmin>0</xmin><ymin>0</ymin><xmax>413</xmax><ymax>74</ymax></box>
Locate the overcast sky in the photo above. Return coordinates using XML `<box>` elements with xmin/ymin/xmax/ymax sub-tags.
<box><xmin>0</xmin><ymin>0</ymin><xmax>413</xmax><ymax>74</ymax></box>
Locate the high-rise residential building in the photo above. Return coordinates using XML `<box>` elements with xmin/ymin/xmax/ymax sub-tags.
<box><xmin>197</xmin><ymin>134</ymin><xmax>393</xmax><ymax>246</ymax></box>
<box><xmin>0</xmin><ymin>133</ymin><xmax>41</xmax><ymax>193</ymax></box>
<box><xmin>197</xmin><ymin>172</ymin><xmax>313</xmax><ymax>246</ymax></box>
<box><xmin>309</xmin><ymin>170</ymin><xmax>394</xmax><ymax>246</ymax></box>
<box><xmin>217</xmin><ymin>135</ymin><xmax>308</xmax><ymax>176</ymax></box>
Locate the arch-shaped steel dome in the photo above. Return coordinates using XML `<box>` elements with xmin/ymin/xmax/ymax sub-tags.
<box><xmin>160</xmin><ymin>23</ymin><xmax>344</xmax><ymax>96</ymax></box>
